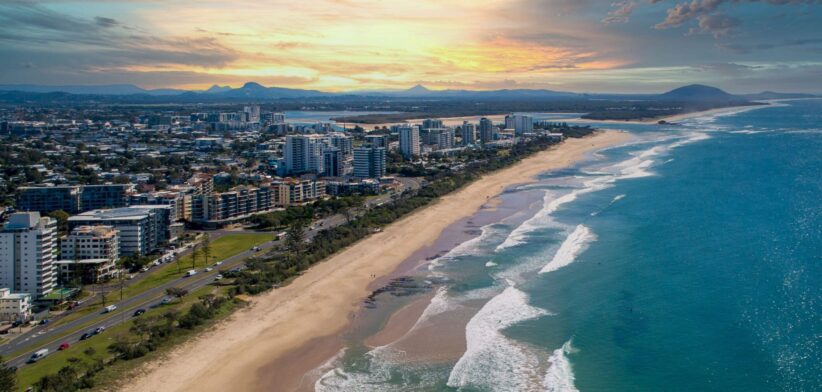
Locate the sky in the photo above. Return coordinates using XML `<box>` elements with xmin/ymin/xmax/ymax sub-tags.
<box><xmin>0</xmin><ymin>0</ymin><xmax>821</xmax><ymax>93</ymax></box>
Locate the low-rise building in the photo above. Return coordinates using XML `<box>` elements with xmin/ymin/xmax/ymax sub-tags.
<box><xmin>0</xmin><ymin>288</ymin><xmax>32</xmax><ymax>322</ymax></box>
<box><xmin>58</xmin><ymin>225</ymin><xmax>119</xmax><ymax>284</ymax></box>
<box><xmin>68</xmin><ymin>206</ymin><xmax>173</xmax><ymax>256</ymax></box>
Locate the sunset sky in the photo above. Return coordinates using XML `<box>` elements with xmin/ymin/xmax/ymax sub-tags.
<box><xmin>1</xmin><ymin>0</ymin><xmax>821</xmax><ymax>93</ymax></box>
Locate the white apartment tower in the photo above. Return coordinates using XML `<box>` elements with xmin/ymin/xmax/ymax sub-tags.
<box><xmin>399</xmin><ymin>125</ymin><xmax>421</xmax><ymax>159</ymax></box>
<box><xmin>285</xmin><ymin>134</ymin><xmax>326</xmax><ymax>175</ymax></box>
<box><xmin>0</xmin><ymin>212</ymin><xmax>57</xmax><ymax>297</ymax></box>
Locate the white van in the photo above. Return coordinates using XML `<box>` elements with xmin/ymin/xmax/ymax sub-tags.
<box><xmin>103</xmin><ymin>305</ymin><xmax>117</xmax><ymax>313</ymax></box>
<box><xmin>185</xmin><ymin>269</ymin><xmax>197</xmax><ymax>277</ymax></box>
<box><xmin>29</xmin><ymin>348</ymin><xmax>48</xmax><ymax>363</ymax></box>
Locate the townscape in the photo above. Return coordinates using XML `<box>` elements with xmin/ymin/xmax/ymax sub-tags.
<box><xmin>0</xmin><ymin>103</ymin><xmax>592</xmax><ymax>390</ymax></box>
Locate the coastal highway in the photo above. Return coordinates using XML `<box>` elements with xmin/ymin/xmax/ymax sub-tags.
<box><xmin>1</xmin><ymin>179</ymin><xmax>420</xmax><ymax>368</ymax></box>
<box><xmin>1</xmin><ymin>238</ymin><xmax>280</xmax><ymax>369</ymax></box>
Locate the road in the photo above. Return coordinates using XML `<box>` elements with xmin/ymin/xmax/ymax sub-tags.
<box><xmin>2</xmin><ymin>238</ymin><xmax>280</xmax><ymax>368</ymax></box>
<box><xmin>1</xmin><ymin>177</ymin><xmax>422</xmax><ymax>368</ymax></box>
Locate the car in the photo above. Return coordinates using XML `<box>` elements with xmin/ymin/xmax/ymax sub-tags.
<box><xmin>140</xmin><ymin>266</ymin><xmax>150</xmax><ymax>272</ymax></box>
<box><xmin>80</xmin><ymin>332</ymin><xmax>94</xmax><ymax>340</ymax></box>
<box><xmin>102</xmin><ymin>304</ymin><xmax>117</xmax><ymax>313</ymax></box>
<box><xmin>11</xmin><ymin>320</ymin><xmax>22</xmax><ymax>328</ymax></box>
<box><xmin>214</xmin><ymin>274</ymin><xmax>223</xmax><ymax>281</ymax></box>
<box><xmin>28</xmin><ymin>349</ymin><xmax>48</xmax><ymax>363</ymax></box>
<box><xmin>215</xmin><ymin>261</ymin><xmax>223</xmax><ymax>266</ymax></box>
<box><xmin>160</xmin><ymin>297</ymin><xmax>172</xmax><ymax>305</ymax></box>
<box><xmin>58</xmin><ymin>342</ymin><xmax>70</xmax><ymax>351</ymax></box>
<box><xmin>38</xmin><ymin>319</ymin><xmax>49</xmax><ymax>325</ymax></box>
<box><xmin>205</xmin><ymin>267</ymin><xmax>213</xmax><ymax>272</ymax></box>
<box><xmin>185</xmin><ymin>269</ymin><xmax>197</xmax><ymax>277</ymax></box>
<box><xmin>133</xmin><ymin>309</ymin><xmax>146</xmax><ymax>317</ymax></box>
<box><xmin>94</xmin><ymin>326</ymin><xmax>105</xmax><ymax>334</ymax></box>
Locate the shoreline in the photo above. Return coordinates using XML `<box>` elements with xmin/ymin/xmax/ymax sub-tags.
<box><xmin>120</xmin><ymin>130</ymin><xmax>632</xmax><ymax>392</ymax></box>
<box><xmin>568</xmin><ymin>102</ymin><xmax>772</xmax><ymax>125</ymax></box>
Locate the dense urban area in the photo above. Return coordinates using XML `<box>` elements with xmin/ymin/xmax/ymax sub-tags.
<box><xmin>0</xmin><ymin>103</ymin><xmax>596</xmax><ymax>391</ymax></box>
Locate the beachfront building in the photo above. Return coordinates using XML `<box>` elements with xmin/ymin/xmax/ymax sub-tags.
<box><xmin>399</xmin><ymin>125</ymin><xmax>421</xmax><ymax>159</ymax></box>
<box><xmin>0</xmin><ymin>288</ymin><xmax>32</xmax><ymax>322</ymax></box>
<box><xmin>0</xmin><ymin>212</ymin><xmax>58</xmax><ymax>297</ymax></box>
<box><xmin>461</xmin><ymin>122</ymin><xmax>477</xmax><ymax>145</ymax></box>
<box><xmin>191</xmin><ymin>185</ymin><xmax>277</xmax><ymax>226</ymax></box>
<box><xmin>421</xmin><ymin>119</ymin><xmax>443</xmax><ymax>130</ymax></box>
<box><xmin>57</xmin><ymin>225</ymin><xmax>119</xmax><ymax>284</ymax></box>
<box><xmin>285</xmin><ymin>134</ymin><xmax>326</xmax><ymax>175</ymax></box>
<box><xmin>129</xmin><ymin>191</ymin><xmax>189</xmax><ymax>222</ymax></box>
<box><xmin>68</xmin><ymin>206</ymin><xmax>173</xmax><ymax>256</ymax></box>
<box><xmin>505</xmin><ymin>114</ymin><xmax>534</xmax><ymax>136</ymax></box>
<box><xmin>271</xmin><ymin>178</ymin><xmax>327</xmax><ymax>206</ymax></box>
<box><xmin>353</xmin><ymin>146</ymin><xmax>386</xmax><ymax>179</ymax></box>
<box><xmin>479</xmin><ymin>117</ymin><xmax>495</xmax><ymax>144</ymax></box>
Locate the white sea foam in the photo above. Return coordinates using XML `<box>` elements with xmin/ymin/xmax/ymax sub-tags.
<box><xmin>407</xmin><ymin>286</ymin><xmax>454</xmax><ymax>332</ymax></box>
<box><xmin>543</xmin><ymin>340</ymin><xmax>579</xmax><ymax>392</ymax></box>
<box><xmin>540</xmin><ymin>225</ymin><xmax>596</xmax><ymax>274</ymax></box>
<box><xmin>447</xmin><ymin>285</ymin><xmax>551</xmax><ymax>391</ymax></box>
<box><xmin>485</xmin><ymin>260</ymin><xmax>498</xmax><ymax>267</ymax></box>
<box><xmin>612</xmin><ymin>194</ymin><xmax>626</xmax><ymax>203</ymax></box>
<box><xmin>496</xmin><ymin>178</ymin><xmax>610</xmax><ymax>252</ymax></box>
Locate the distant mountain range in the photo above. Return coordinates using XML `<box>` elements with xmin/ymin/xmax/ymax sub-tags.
<box><xmin>0</xmin><ymin>82</ymin><xmax>816</xmax><ymax>102</ymax></box>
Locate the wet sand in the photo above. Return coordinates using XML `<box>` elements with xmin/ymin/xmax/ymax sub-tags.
<box><xmin>120</xmin><ymin>130</ymin><xmax>631</xmax><ymax>392</ymax></box>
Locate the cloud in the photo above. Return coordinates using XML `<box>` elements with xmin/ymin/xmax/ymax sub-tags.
<box><xmin>603</xmin><ymin>1</ymin><xmax>639</xmax><ymax>23</ymax></box>
<box><xmin>655</xmin><ymin>0</ymin><xmax>821</xmax><ymax>29</ymax></box>
<box><xmin>94</xmin><ymin>16</ymin><xmax>118</xmax><ymax>28</ymax></box>
<box><xmin>688</xmin><ymin>13</ymin><xmax>740</xmax><ymax>38</ymax></box>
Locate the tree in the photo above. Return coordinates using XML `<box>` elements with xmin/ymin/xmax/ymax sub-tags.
<box><xmin>285</xmin><ymin>220</ymin><xmax>307</xmax><ymax>253</ymax></box>
<box><xmin>48</xmin><ymin>210</ymin><xmax>70</xmax><ymax>234</ymax></box>
<box><xmin>201</xmin><ymin>234</ymin><xmax>212</xmax><ymax>265</ymax></box>
<box><xmin>191</xmin><ymin>243</ymin><xmax>198</xmax><ymax>269</ymax></box>
<box><xmin>165</xmin><ymin>287</ymin><xmax>188</xmax><ymax>300</ymax></box>
<box><xmin>0</xmin><ymin>356</ymin><xmax>15</xmax><ymax>392</ymax></box>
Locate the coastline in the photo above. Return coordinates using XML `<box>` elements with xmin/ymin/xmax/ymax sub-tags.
<box><xmin>568</xmin><ymin>102</ymin><xmax>772</xmax><ymax>125</ymax></box>
<box><xmin>120</xmin><ymin>130</ymin><xmax>632</xmax><ymax>392</ymax></box>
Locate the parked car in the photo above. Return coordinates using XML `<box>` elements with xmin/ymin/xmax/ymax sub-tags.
<box><xmin>38</xmin><ymin>319</ymin><xmax>49</xmax><ymax>325</ymax></box>
<box><xmin>133</xmin><ymin>309</ymin><xmax>146</xmax><ymax>317</ymax></box>
<box><xmin>205</xmin><ymin>267</ymin><xmax>213</xmax><ymax>272</ymax></box>
<box><xmin>58</xmin><ymin>342</ymin><xmax>70</xmax><ymax>351</ymax></box>
<box><xmin>214</xmin><ymin>274</ymin><xmax>223</xmax><ymax>281</ymax></box>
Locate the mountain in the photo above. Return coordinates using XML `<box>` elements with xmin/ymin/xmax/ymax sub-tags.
<box><xmin>205</xmin><ymin>84</ymin><xmax>232</xmax><ymax>94</ymax></box>
<box><xmin>0</xmin><ymin>84</ymin><xmax>185</xmax><ymax>96</ymax></box>
<box><xmin>658</xmin><ymin>84</ymin><xmax>737</xmax><ymax>101</ymax></box>
<box><xmin>742</xmin><ymin>91</ymin><xmax>818</xmax><ymax>100</ymax></box>
<box><xmin>212</xmin><ymin>82</ymin><xmax>328</xmax><ymax>99</ymax></box>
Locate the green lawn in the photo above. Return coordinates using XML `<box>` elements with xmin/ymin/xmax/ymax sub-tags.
<box><xmin>116</xmin><ymin>233</ymin><xmax>272</xmax><ymax>300</ymax></box>
<box><xmin>3</xmin><ymin>233</ymin><xmax>271</xmax><ymax>366</ymax></box>
<box><xmin>14</xmin><ymin>285</ymin><xmax>231</xmax><ymax>391</ymax></box>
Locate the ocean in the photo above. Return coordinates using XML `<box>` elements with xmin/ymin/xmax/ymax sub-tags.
<box><xmin>313</xmin><ymin>99</ymin><xmax>822</xmax><ymax>391</ymax></box>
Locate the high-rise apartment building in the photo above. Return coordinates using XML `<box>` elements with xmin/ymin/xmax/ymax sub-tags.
<box><xmin>479</xmin><ymin>117</ymin><xmax>495</xmax><ymax>144</ymax></box>
<box><xmin>285</xmin><ymin>134</ymin><xmax>326</xmax><ymax>175</ymax></box>
<box><xmin>399</xmin><ymin>125</ymin><xmax>421</xmax><ymax>159</ymax></box>
<box><xmin>0</xmin><ymin>212</ymin><xmax>57</xmax><ymax>297</ymax></box>
<box><xmin>353</xmin><ymin>147</ymin><xmax>386</xmax><ymax>179</ymax></box>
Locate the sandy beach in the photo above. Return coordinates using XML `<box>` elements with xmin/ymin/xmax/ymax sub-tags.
<box><xmin>566</xmin><ymin>102</ymin><xmax>771</xmax><ymax>125</ymax></box>
<box><xmin>120</xmin><ymin>130</ymin><xmax>631</xmax><ymax>392</ymax></box>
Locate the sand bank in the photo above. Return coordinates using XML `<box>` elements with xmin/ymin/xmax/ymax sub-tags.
<box><xmin>120</xmin><ymin>130</ymin><xmax>631</xmax><ymax>392</ymax></box>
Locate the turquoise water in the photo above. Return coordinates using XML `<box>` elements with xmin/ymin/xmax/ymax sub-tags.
<box><xmin>315</xmin><ymin>100</ymin><xmax>822</xmax><ymax>391</ymax></box>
